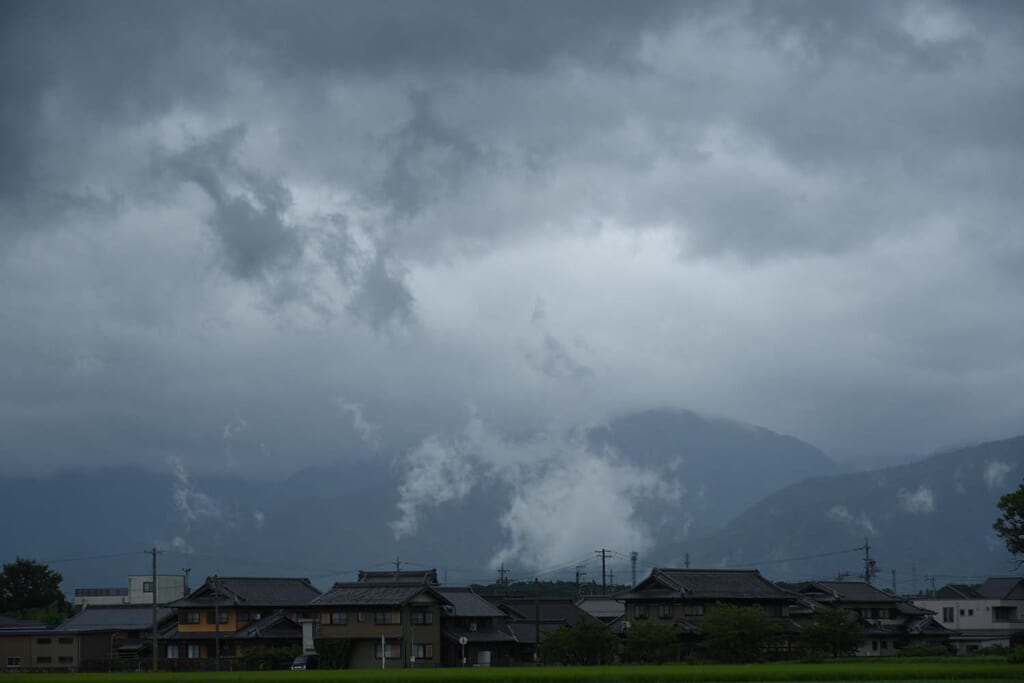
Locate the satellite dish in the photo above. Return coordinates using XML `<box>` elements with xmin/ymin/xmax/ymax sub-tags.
<box><xmin>458</xmin><ymin>636</ymin><xmax>468</xmax><ymax>646</ymax></box>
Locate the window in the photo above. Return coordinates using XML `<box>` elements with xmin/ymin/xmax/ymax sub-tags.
<box><xmin>58</xmin><ymin>637</ymin><xmax>73</xmax><ymax>645</ymax></box>
<box><xmin>878</xmin><ymin>608</ymin><xmax>890</xmax><ymax>619</ymax></box>
<box><xmin>167</xmin><ymin>645</ymin><xmax>179</xmax><ymax>660</ymax></box>
<box><xmin>237</xmin><ymin>611</ymin><xmax>250</xmax><ymax>622</ymax></box>
<box><xmin>959</xmin><ymin>609</ymin><xmax>965</xmax><ymax>616</ymax></box>
<box><xmin>357</xmin><ymin>611</ymin><xmax>367</xmax><ymax>623</ymax></box>
<box><xmin>871</xmin><ymin>640</ymin><xmax>879</xmax><ymax>651</ymax></box>
<box><xmin>143</xmin><ymin>581</ymin><xmax>154</xmax><ymax>593</ymax></box>
<box><xmin>374</xmin><ymin>641</ymin><xmax>398</xmax><ymax>659</ymax></box>
<box><xmin>764</xmin><ymin>605</ymin><xmax>783</xmax><ymax>617</ymax></box>
<box><xmin>36</xmin><ymin>638</ymin><xmax>51</xmax><ymax>645</ymax></box>
<box><xmin>7</xmin><ymin>657</ymin><xmax>21</xmax><ymax>667</ymax></box>
<box><xmin>412</xmin><ymin>609</ymin><xmax>432</xmax><ymax>625</ymax></box>
<box><xmin>187</xmin><ymin>644</ymin><xmax>200</xmax><ymax>659</ymax></box>
<box><xmin>375</xmin><ymin>611</ymin><xmax>400</xmax><ymax>625</ymax></box>
<box><xmin>942</xmin><ymin>607</ymin><xmax>954</xmax><ymax>623</ymax></box>
<box><xmin>968</xmin><ymin>609</ymin><xmax>974</xmax><ymax>616</ymax></box>
<box><xmin>881</xmin><ymin>640</ymin><xmax>888</xmax><ymax>649</ymax></box>
<box><xmin>413</xmin><ymin>643</ymin><xmax>433</xmax><ymax>660</ymax></box>
<box><xmin>206</xmin><ymin>610</ymin><xmax>228</xmax><ymax>624</ymax></box>
<box><xmin>58</xmin><ymin>656</ymin><xmax>73</xmax><ymax>664</ymax></box>
<box><xmin>185</xmin><ymin>611</ymin><xmax>200</xmax><ymax>624</ymax></box>
<box><xmin>683</xmin><ymin>604</ymin><xmax>705</xmax><ymax>617</ymax></box>
<box><xmin>37</xmin><ymin>656</ymin><xmax>52</xmax><ymax>664</ymax></box>
<box><xmin>330</xmin><ymin>611</ymin><xmax>348</xmax><ymax>625</ymax></box>
<box><xmin>657</xmin><ymin>604</ymin><xmax>672</xmax><ymax>619</ymax></box>
<box><xmin>468</xmin><ymin>620</ymin><xmax>478</xmax><ymax>632</ymax></box>
<box><xmin>634</xmin><ymin>604</ymin><xmax>648</xmax><ymax>619</ymax></box>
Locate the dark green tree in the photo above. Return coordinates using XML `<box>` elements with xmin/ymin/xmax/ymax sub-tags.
<box><xmin>994</xmin><ymin>481</ymin><xmax>1024</xmax><ymax>560</ymax></box>
<box><xmin>623</xmin><ymin>619</ymin><xmax>681</xmax><ymax>663</ymax></box>
<box><xmin>0</xmin><ymin>558</ymin><xmax>69</xmax><ymax>617</ymax></box>
<box><xmin>699</xmin><ymin>603</ymin><xmax>781</xmax><ymax>663</ymax></box>
<box><xmin>799</xmin><ymin>606</ymin><xmax>862</xmax><ymax>658</ymax></box>
<box><xmin>539</xmin><ymin>617</ymin><xmax>617</xmax><ymax>665</ymax></box>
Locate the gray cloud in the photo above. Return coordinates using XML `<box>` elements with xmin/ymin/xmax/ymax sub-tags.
<box><xmin>1</xmin><ymin>1</ymin><xmax>1024</xmax><ymax>481</ymax></box>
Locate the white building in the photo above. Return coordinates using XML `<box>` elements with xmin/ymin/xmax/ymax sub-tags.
<box><xmin>72</xmin><ymin>575</ymin><xmax>186</xmax><ymax>610</ymax></box>
<box><xmin>913</xmin><ymin>577</ymin><xmax>1024</xmax><ymax>654</ymax></box>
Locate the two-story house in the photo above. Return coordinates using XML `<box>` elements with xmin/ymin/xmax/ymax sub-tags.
<box><xmin>311</xmin><ymin>577</ymin><xmax>450</xmax><ymax>669</ymax></box>
<box><xmin>162</xmin><ymin>576</ymin><xmax>321</xmax><ymax>665</ymax></box>
<box><xmin>795</xmin><ymin>581</ymin><xmax>951</xmax><ymax>656</ymax></box>
<box><xmin>437</xmin><ymin>587</ymin><xmax>516</xmax><ymax>667</ymax></box>
<box><xmin>617</xmin><ymin>568</ymin><xmax>800</xmax><ymax>659</ymax></box>
<box><xmin>487</xmin><ymin>596</ymin><xmax>602</xmax><ymax>664</ymax></box>
<box><xmin>913</xmin><ymin>577</ymin><xmax>1024</xmax><ymax>654</ymax></box>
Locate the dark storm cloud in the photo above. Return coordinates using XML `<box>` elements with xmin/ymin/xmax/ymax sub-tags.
<box><xmin>1</xmin><ymin>0</ymin><xmax>1023</xmax><ymax>485</ymax></box>
<box><xmin>167</xmin><ymin>126</ymin><xmax>304</xmax><ymax>281</ymax></box>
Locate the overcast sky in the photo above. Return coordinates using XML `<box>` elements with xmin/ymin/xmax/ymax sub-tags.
<box><xmin>2</xmin><ymin>0</ymin><xmax>1024</xmax><ymax>478</ymax></box>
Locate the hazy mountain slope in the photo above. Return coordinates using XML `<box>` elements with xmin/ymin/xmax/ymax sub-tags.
<box><xmin>685</xmin><ymin>436</ymin><xmax>1024</xmax><ymax>583</ymax></box>
<box><xmin>0</xmin><ymin>408</ymin><xmax>836</xmax><ymax>591</ymax></box>
<box><xmin>590</xmin><ymin>409</ymin><xmax>836</xmax><ymax>539</ymax></box>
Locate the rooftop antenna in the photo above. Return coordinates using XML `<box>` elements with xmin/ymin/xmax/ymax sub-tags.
<box><xmin>630</xmin><ymin>551</ymin><xmax>638</xmax><ymax>586</ymax></box>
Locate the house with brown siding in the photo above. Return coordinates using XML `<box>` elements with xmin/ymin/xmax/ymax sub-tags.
<box><xmin>161</xmin><ymin>576</ymin><xmax>321</xmax><ymax>664</ymax></box>
<box><xmin>311</xmin><ymin>580</ymin><xmax>450</xmax><ymax>669</ymax></box>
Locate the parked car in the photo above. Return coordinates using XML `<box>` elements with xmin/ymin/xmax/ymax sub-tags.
<box><xmin>291</xmin><ymin>654</ymin><xmax>318</xmax><ymax>670</ymax></box>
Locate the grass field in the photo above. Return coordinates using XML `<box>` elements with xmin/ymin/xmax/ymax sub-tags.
<box><xmin>5</xmin><ymin>659</ymin><xmax>1022</xmax><ymax>683</ymax></box>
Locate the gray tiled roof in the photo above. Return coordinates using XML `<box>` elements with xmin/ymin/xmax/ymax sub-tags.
<box><xmin>807</xmin><ymin>581</ymin><xmax>897</xmax><ymax>604</ymax></box>
<box><xmin>0</xmin><ymin>615</ymin><xmax>46</xmax><ymax>630</ymax></box>
<box><xmin>491</xmin><ymin>598</ymin><xmax>595</xmax><ymax>625</ymax></box>
<box><xmin>978</xmin><ymin>577</ymin><xmax>1024</xmax><ymax>600</ymax></box>
<box><xmin>936</xmin><ymin>583</ymin><xmax>983</xmax><ymax>599</ymax></box>
<box><xmin>311</xmin><ymin>583</ymin><xmax>449</xmax><ymax>607</ymax></box>
<box><xmin>624</xmin><ymin>568</ymin><xmax>791</xmax><ymax>601</ymax></box>
<box><xmin>576</xmin><ymin>597</ymin><xmax>625</xmax><ymax>620</ymax></box>
<box><xmin>439</xmin><ymin>587</ymin><xmax>505</xmax><ymax>618</ymax></box>
<box><xmin>442</xmin><ymin>624</ymin><xmax>516</xmax><ymax>644</ymax></box>
<box><xmin>54</xmin><ymin>605</ymin><xmax>174</xmax><ymax>632</ymax></box>
<box><xmin>169</xmin><ymin>576</ymin><xmax>321</xmax><ymax>607</ymax></box>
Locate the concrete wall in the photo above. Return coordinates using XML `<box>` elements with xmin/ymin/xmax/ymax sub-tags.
<box><xmin>914</xmin><ymin>599</ymin><xmax>1024</xmax><ymax>631</ymax></box>
<box><xmin>128</xmin><ymin>575</ymin><xmax>186</xmax><ymax>605</ymax></box>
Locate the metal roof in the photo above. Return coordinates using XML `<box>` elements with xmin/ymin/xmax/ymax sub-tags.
<box><xmin>53</xmin><ymin>605</ymin><xmax>174</xmax><ymax>633</ymax></box>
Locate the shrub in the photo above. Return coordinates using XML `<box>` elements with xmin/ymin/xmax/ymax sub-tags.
<box><xmin>699</xmin><ymin>603</ymin><xmax>782</xmax><ymax>664</ymax></box>
<box><xmin>624</xmin><ymin>620</ymin><xmax>682</xmax><ymax>664</ymax></box>
<box><xmin>314</xmin><ymin>638</ymin><xmax>354</xmax><ymax>669</ymax></box>
<box><xmin>1008</xmin><ymin>646</ymin><xmax>1024</xmax><ymax>663</ymax></box>
<box><xmin>238</xmin><ymin>645</ymin><xmax>299</xmax><ymax>670</ymax></box>
<box><xmin>898</xmin><ymin>642</ymin><xmax>950</xmax><ymax>657</ymax></box>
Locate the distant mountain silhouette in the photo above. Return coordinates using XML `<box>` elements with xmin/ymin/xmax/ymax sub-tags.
<box><xmin>684</xmin><ymin>436</ymin><xmax>1024</xmax><ymax>583</ymax></box>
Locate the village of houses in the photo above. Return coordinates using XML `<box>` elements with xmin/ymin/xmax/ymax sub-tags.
<box><xmin>1</xmin><ymin>565</ymin><xmax>1022</xmax><ymax>673</ymax></box>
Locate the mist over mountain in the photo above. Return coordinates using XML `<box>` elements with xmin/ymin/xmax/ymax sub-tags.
<box><xmin>1</xmin><ymin>408</ymin><xmax>836</xmax><ymax>592</ymax></box>
<box><xmin>685</xmin><ymin>436</ymin><xmax>1024</xmax><ymax>585</ymax></box>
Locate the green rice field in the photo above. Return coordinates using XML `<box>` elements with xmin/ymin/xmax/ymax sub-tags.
<box><xmin>5</xmin><ymin>659</ymin><xmax>1022</xmax><ymax>683</ymax></box>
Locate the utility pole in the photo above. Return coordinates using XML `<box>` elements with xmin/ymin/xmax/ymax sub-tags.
<box><xmin>146</xmin><ymin>547</ymin><xmax>161</xmax><ymax>672</ymax></box>
<box><xmin>533</xmin><ymin>578</ymin><xmax>540</xmax><ymax>663</ymax></box>
<box><xmin>498</xmin><ymin>564</ymin><xmax>510</xmax><ymax>597</ymax></box>
<box><xmin>891</xmin><ymin>569</ymin><xmax>897</xmax><ymax>594</ymax></box>
<box><xmin>182</xmin><ymin>567</ymin><xmax>191</xmax><ymax>593</ymax></box>
<box><xmin>575</xmin><ymin>565</ymin><xmax>587</xmax><ymax>598</ymax></box>
<box><xmin>630</xmin><ymin>552</ymin><xmax>638</xmax><ymax>586</ymax></box>
<box><xmin>608</xmin><ymin>568</ymin><xmax>614</xmax><ymax>587</ymax></box>
<box><xmin>684</xmin><ymin>553</ymin><xmax>691</xmax><ymax>569</ymax></box>
<box><xmin>214</xmin><ymin>575</ymin><xmax>221</xmax><ymax>672</ymax></box>
<box><xmin>394</xmin><ymin>556</ymin><xmax>401</xmax><ymax>582</ymax></box>
<box><xmin>595</xmin><ymin>549</ymin><xmax>610</xmax><ymax>595</ymax></box>
<box><xmin>862</xmin><ymin>537</ymin><xmax>876</xmax><ymax>585</ymax></box>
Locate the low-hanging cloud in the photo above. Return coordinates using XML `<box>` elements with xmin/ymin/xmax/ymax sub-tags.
<box><xmin>391</xmin><ymin>413</ymin><xmax>680</xmax><ymax>568</ymax></box>
<box><xmin>898</xmin><ymin>485</ymin><xmax>936</xmax><ymax>514</ymax></box>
